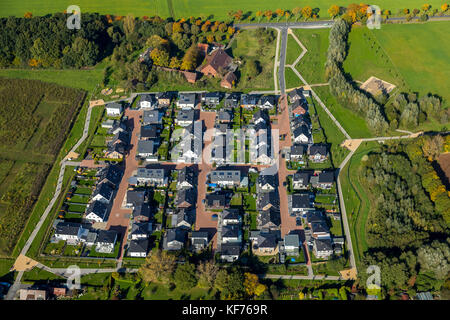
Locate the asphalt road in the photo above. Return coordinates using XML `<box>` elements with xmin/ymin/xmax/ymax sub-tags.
<box><xmin>235</xmin><ymin>21</ymin><xmax>334</xmax><ymax>29</ymax></box>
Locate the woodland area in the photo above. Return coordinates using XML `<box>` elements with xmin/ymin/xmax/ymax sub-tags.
<box><xmin>358</xmin><ymin>135</ymin><xmax>450</xmax><ymax>297</ymax></box>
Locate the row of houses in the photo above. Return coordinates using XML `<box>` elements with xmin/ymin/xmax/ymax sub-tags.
<box><xmin>137</xmin><ymin>108</ymin><xmax>165</xmax><ymax>162</ymax></box>
<box><xmin>135</xmin><ymin>91</ymin><xmax>277</xmax><ymax>111</ymax></box>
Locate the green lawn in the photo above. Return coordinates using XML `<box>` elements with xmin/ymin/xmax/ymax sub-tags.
<box><xmin>285</xmin><ymin>67</ymin><xmax>303</xmax><ymax>90</ymax></box>
<box><xmin>293</xmin><ymin>28</ymin><xmax>330</xmax><ymax>84</ymax></box>
<box><xmin>0</xmin><ymin>258</ymin><xmax>14</xmax><ymax>282</ymax></box>
<box><xmin>1</xmin><ymin>0</ymin><xmax>443</xmax><ymax>20</ymax></box>
<box><xmin>0</xmin><ymin>68</ymin><xmax>102</xmax><ymax>91</ymax></box>
<box><xmin>286</xmin><ymin>34</ymin><xmax>302</xmax><ymax>66</ymax></box>
<box><xmin>344</xmin><ymin>22</ymin><xmax>450</xmax><ymax>108</ymax></box>
<box><xmin>314</xmin><ymin>86</ymin><xmax>373</xmax><ymax>139</ymax></box>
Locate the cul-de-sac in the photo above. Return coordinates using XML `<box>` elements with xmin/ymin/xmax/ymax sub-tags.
<box><xmin>0</xmin><ymin>1</ymin><xmax>449</xmax><ymax>302</ymax></box>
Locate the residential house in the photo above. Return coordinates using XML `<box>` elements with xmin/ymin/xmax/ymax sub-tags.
<box><xmin>106</xmin><ymin>102</ymin><xmax>123</xmax><ymax>117</ymax></box>
<box><xmin>311</xmin><ymin>221</ymin><xmax>331</xmax><ymax>239</ymax></box>
<box><xmin>308</xmin><ymin>144</ymin><xmax>328</xmax><ymax>163</ymax></box>
<box><xmin>163</xmin><ymin>228</ymin><xmax>187</xmax><ymax>251</ymax></box>
<box><xmin>313</xmin><ymin>238</ymin><xmax>333</xmax><ymax>259</ymax></box>
<box><xmin>221</xmin><ymin>224</ymin><xmax>242</xmax><ymax>243</ymax></box>
<box><xmin>284</xmin><ymin>234</ymin><xmax>300</xmax><ymax>254</ymax></box>
<box><xmin>257</xmin><ymin>174</ymin><xmax>277</xmax><ymax>192</ymax></box>
<box><xmin>241</xmin><ymin>94</ymin><xmax>258</xmax><ymax>109</ymax></box>
<box><xmin>293</xmin><ymin>124</ymin><xmax>311</xmax><ymax>144</ymax></box>
<box><xmin>128</xmin><ymin>239</ymin><xmax>149</xmax><ymax>257</ymax></box>
<box><xmin>258</xmin><ymin>191</ymin><xmax>280</xmax><ymax>211</ymax></box>
<box><xmin>172</xmin><ymin>208</ymin><xmax>195</xmax><ymax>229</ymax></box>
<box><xmin>142</xmin><ymin>110</ymin><xmax>163</xmax><ymax>126</ymax></box>
<box><xmin>190</xmin><ymin>231</ymin><xmax>209</xmax><ymax>252</ymax></box>
<box><xmin>305</xmin><ymin>211</ymin><xmax>325</xmax><ymax>225</ymax></box>
<box><xmin>95</xmin><ymin>165</ymin><xmax>123</xmax><ymax>188</ymax></box>
<box><xmin>224</xmin><ymin>92</ymin><xmax>240</xmax><ymax>108</ymax></box>
<box><xmin>130</xmin><ymin>222</ymin><xmax>152</xmax><ymax>240</ymax></box>
<box><xmin>91</xmin><ymin>182</ymin><xmax>113</xmax><ymax>204</ymax></box>
<box><xmin>177</xmin><ymin>120</ymin><xmax>202</xmax><ymax>163</ymax></box>
<box><xmin>54</xmin><ymin>221</ymin><xmax>87</xmax><ymax>244</ymax></box>
<box><xmin>290</xmin><ymin>144</ymin><xmax>306</xmax><ymax>161</ymax></box>
<box><xmin>200</xmin><ymin>48</ymin><xmax>232</xmax><ymax>77</ymax></box>
<box><xmin>210</xmin><ymin>133</ymin><xmax>234</xmax><ymax>164</ymax></box>
<box><xmin>104</xmin><ymin>142</ymin><xmax>125</xmax><ymax>160</ymax></box>
<box><xmin>257</xmin><ymin>207</ymin><xmax>281</xmax><ymax>230</ymax></box>
<box><xmin>291</xmin><ymin>99</ymin><xmax>308</xmax><ymax>116</ymax></box>
<box><xmin>206</xmin><ymin>192</ymin><xmax>230</xmax><ymax>209</ymax></box>
<box><xmin>217</xmin><ymin>110</ymin><xmax>233</xmax><ymax>123</ymax></box>
<box><xmin>311</xmin><ymin>171</ymin><xmax>335</xmax><ymax>189</ymax></box>
<box><xmin>177</xmin><ymin>93</ymin><xmax>196</xmax><ymax>109</ymax></box>
<box><xmin>175</xmin><ymin>188</ymin><xmax>196</xmax><ymax>209</ymax></box>
<box><xmin>133</xmin><ymin>204</ymin><xmax>152</xmax><ymax>223</ymax></box>
<box><xmin>85</xmin><ymin>201</ymin><xmax>108</xmax><ymax>223</ymax></box>
<box><xmin>221</xmin><ymin>209</ymin><xmax>241</xmax><ymax>225</ymax></box>
<box><xmin>250</xmin><ymin>231</ymin><xmax>279</xmax><ymax>256</ymax></box>
<box><xmin>176</xmin><ymin>109</ymin><xmax>195</xmax><ymax>127</ymax></box>
<box><xmin>209</xmin><ymin>169</ymin><xmax>242</xmax><ymax>187</ymax></box>
<box><xmin>290</xmin><ymin>193</ymin><xmax>314</xmax><ymax>214</ymax></box>
<box><xmin>107</xmin><ymin>120</ymin><xmax>126</xmax><ymax>135</ymax></box>
<box><xmin>139</xmin><ymin>94</ymin><xmax>158</xmax><ymax>109</ymax></box>
<box><xmin>253</xmin><ymin>109</ymin><xmax>269</xmax><ymax>125</ymax></box>
<box><xmin>101</xmin><ymin>119</ymin><xmax>115</xmax><ymax>129</ymax></box>
<box><xmin>137</xmin><ymin>140</ymin><xmax>157</xmax><ymax>159</ymax></box>
<box><xmin>157</xmin><ymin>92</ymin><xmax>171</xmax><ymax>106</ymax></box>
<box><xmin>140</xmin><ymin>125</ymin><xmax>159</xmax><ymax>140</ymax></box>
<box><xmin>292</xmin><ymin>171</ymin><xmax>311</xmax><ymax>190</ymax></box>
<box><xmin>177</xmin><ymin>166</ymin><xmax>196</xmax><ymax>190</ymax></box>
<box><xmin>126</xmin><ymin>190</ymin><xmax>146</xmax><ymax>208</ymax></box>
<box><xmin>203</xmin><ymin>92</ymin><xmax>221</xmax><ymax>107</ymax></box>
<box><xmin>221</xmin><ymin>71</ymin><xmax>237</xmax><ymax>89</ymax></box>
<box><xmin>258</xmin><ymin>95</ymin><xmax>276</xmax><ymax>110</ymax></box>
<box><xmin>220</xmin><ymin>243</ymin><xmax>240</xmax><ymax>262</ymax></box>
<box><xmin>129</xmin><ymin>168</ymin><xmax>167</xmax><ymax>187</ymax></box>
<box><xmin>288</xmin><ymin>88</ymin><xmax>305</xmax><ymax>103</ymax></box>
<box><xmin>95</xmin><ymin>230</ymin><xmax>117</xmax><ymax>253</ymax></box>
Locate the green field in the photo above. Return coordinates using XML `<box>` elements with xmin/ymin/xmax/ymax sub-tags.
<box><xmin>0</xmin><ymin>0</ymin><xmax>445</xmax><ymax>20</ymax></box>
<box><xmin>0</xmin><ymin>68</ymin><xmax>103</xmax><ymax>91</ymax></box>
<box><xmin>344</xmin><ymin>22</ymin><xmax>450</xmax><ymax>107</ymax></box>
<box><xmin>292</xmin><ymin>28</ymin><xmax>330</xmax><ymax>84</ymax></box>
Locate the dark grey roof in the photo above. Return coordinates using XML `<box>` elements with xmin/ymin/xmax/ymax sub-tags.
<box><xmin>206</xmin><ymin>193</ymin><xmax>229</xmax><ymax>207</ymax></box>
<box><xmin>284</xmin><ymin>234</ymin><xmax>299</xmax><ymax>247</ymax></box>
<box><xmin>222</xmin><ymin>209</ymin><xmax>240</xmax><ymax>221</ymax></box>
<box><xmin>112</xmin><ymin>131</ymin><xmax>129</xmax><ymax>145</ymax></box>
<box><xmin>140</xmin><ymin>125</ymin><xmax>158</xmax><ymax>139</ymax></box>
<box><xmin>137</xmin><ymin>140</ymin><xmax>156</xmax><ymax>155</ymax></box>
<box><xmin>311</xmin><ymin>221</ymin><xmax>330</xmax><ymax>234</ymax></box>
<box><xmin>318</xmin><ymin>171</ymin><xmax>335</xmax><ymax>184</ymax></box>
<box><xmin>253</xmin><ymin>109</ymin><xmax>269</xmax><ymax>123</ymax></box>
<box><xmin>258</xmin><ymin>95</ymin><xmax>275</xmax><ymax>106</ymax></box>
<box><xmin>157</xmin><ymin>92</ymin><xmax>171</xmax><ymax>100</ymax></box>
<box><xmin>93</xmin><ymin>182</ymin><xmax>113</xmax><ymax>200</ymax></box>
<box><xmin>205</xmin><ymin>92</ymin><xmax>220</xmax><ymax>99</ymax></box>
<box><xmin>133</xmin><ymin>203</ymin><xmax>151</xmax><ymax>219</ymax></box>
<box><xmin>178</xmin><ymin>93</ymin><xmax>196</xmax><ymax>104</ymax></box>
<box><xmin>140</xmin><ymin>94</ymin><xmax>157</xmax><ymax>103</ymax></box>
<box><xmin>86</xmin><ymin>201</ymin><xmax>107</xmax><ymax>218</ymax></box>
<box><xmin>106</xmin><ymin>102</ymin><xmax>122</xmax><ymax>110</ymax></box>
<box><xmin>177</xmin><ymin>166</ymin><xmax>195</xmax><ymax>186</ymax></box>
<box><xmin>210</xmin><ymin>170</ymin><xmax>241</xmax><ymax>183</ymax></box>
<box><xmin>96</xmin><ymin>165</ymin><xmax>122</xmax><ymax>186</ymax></box>
<box><xmin>176</xmin><ymin>189</ymin><xmax>196</xmax><ymax>207</ymax></box>
<box><xmin>290</xmin><ymin>144</ymin><xmax>306</xmax><ymax>156</ymax></box>
<box><xmin>127</xmin><ymin>190</ymin><xmax>146</xmax><ymax>206</ymax></box>
<box><xmin>306</xmin><ymin>211</ymin><xmax>325</xmax><ymax>224</ymax></box>
<box><xmin>222</xmin><ymin>225</ymin><xmax>240</xmax><ymax>238</ymax></box>
<box><xmin>314</xmin><ymin>238</ymin><xmax>333</xmax><ymax>251</ymax></box>
<box><xmin>258</xmin><ymin>191</ymin><xmax>280</xmax><ymax>210</ymax></box>
<box><xmin>309</xmin><ymin>144</ymin><xmax>328</xmax><ymax>156</ymax></box>
<box><xmin>136</xmin><ymin>168</ymin><xmax>165</xmax><ymax>179</ymax></box>
<box><xmin>191</xmin><ymin>231</ymin><xmax>209</xmax><ymax>239</ymax></box>
<box><xmin>259</xmin><ymin>207</ymin><xmax>281</xmax><ymax>228</ymax></box>
<box><xmin>177</xmin><ymin>109</ymin><xmax>195</xmax><ymax>122</ymax></box>
<box><xmin>175</xmin><ymin>208</ymin><xmax>195</xmax><ymax>225</ymax></box>
<box><xmin>288</xmin><ymin>88</ymin><xmax>303</xmax><ymax>100</ymax></box>
<box><xmin>254</xmin><ymin>232</ymin><xmax>278</xmax><ymax>248</ymax></box>
<box><xmin>55</xmin><ymin>222</ymin><xmax>82</xmax><ymax>236</ymax></box>
<box><xmin>218</xmin><ymin>110</ymin><xmax>232</xmax><ymax>121</ymax></box>
<box><xmin>143</xmin><ymin>110</ymin><xmax>162</xmax><ymax>124</ymax></box>
<box><xmin>293</xmin><ymin>172</ymin><xmax>311</xmax><ymax>184</ymax></box>
<box><xmin>293</xmin><ymin>124</ymin><xmax>310</xmax><ymax>138</ymax></box>
<box><xmin>258</xmin><ymin>174</ymin><xmax>277</xmax><ymax>188</ymax></box>
<box><xmin>291</xmin><ymin>193</ymin><xmax>313</xmax><ymax>209</ymax></box>
<box><xmin>130</xmin><ymin>222</ymin><xmax>151</xmax><ymax>236</ymax></box>
<box><xmin>166</xmin><ymin>228</ymin><xmax>187</xmax><ymax>243</ymax></box>
<box><xmin>241</xmin><ymin>94</ymin><xmax>258</xmax><ymax>106</ymax></box>
<box><xmin>129</xmin><ymin>239</ymin><xmax>149</xmax><ymax>253</ymax></box>
<box><xmin>97</xmin><ymin>230</ymin><xmax>117</xmax><ymax>244</ymax></box>
<box><xmin>220</xmin><ymin>243</ymin><xmax>240</xmax><ymax>256</ymax></box>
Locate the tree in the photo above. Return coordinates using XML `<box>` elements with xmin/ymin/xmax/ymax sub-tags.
<box><xmin>172</xmin><ymin>22</ymin><xmax>183</xmax><ymax>33</ymax></box>
<box><xmin>256</xmin><ymin>10</ymin><xmax>263</xmax><ymax>22</ymax></box>
<box><xmin>24</xmin><ymin>12</ymin><xmax>32</xmax><ymax>18</ymax></box>
<box><xmin>233</xmin><ymin>10</ymin><xmax>243</xmax><ymax>21</ymax></box>
<box><xmin>181</xmin><ymin>44</ymin><xmax>200</xmax><ymax>70</ymax></box>
<box><xmin>214</xmin><ymin>269</ymin><xmax>229</xmax><ymax>292</ymax></box>
<box><xmin>275</xmin><ymin>9</ymin><xmax>284</xmax><ymax>22</ymax></box>
<box><xmin>123</xmin><ymin>14</ymin><xmax>136</xmax><ymax>38</ymax></box>
<box><xmin>422</xmin><ymin>4</ymin><xmax>431</xmax><ymax>12</ymax></box>
<box><xmin>150</xmin><ymin>48</ymin><xmax>170</xmax><ymax>67</ymax></box>
<box><xmin>197</xmin><ymin>260</ymin><xmax>219</xmax><ymax>288</ymax></box>
<box><xmin>174</xmin><ymin>263</ymin><xmax>198</xmax><ymax>290</ymax></box>
<box><xmin>328</xmin><ymin>5</ymin><xmax>340</xmax><ymax>18</ymax></box>
<box><xmin>417</xmin><ymin>240</ymin><xmax>450</xmax><ymax>280</ymax></box>
<box><xmin>264</xmin><ymin>10</ymin><xmax>273</xmax><ymax>21</ymax></box>
<box><xmin>422</xmin><ymin>135</ymin><xmax>444</xmax><ymax>161</ymax></box>
<box><xmin>138</xmin><ymin>250</ymin><xmax>176</xmax><ymax>284</ymax></box>
<box><xmin>218</xmin><ymin>23</ymin><xmax>228</xmax><ymax>33</ymax></box>
<box><xmin>284</xmin><ymin>11</ymin><xmax>291</xmax><ymax>22</ymax></box>
<box><xmin>442</xmin><ymin>3</ymin><xmax>449</xmax><ymax>12</ymax></box>
<box><xmin>245</xmin><ymin>59</ymin><xmax>260</xmax><ymax>78</ymax></box>
<box><xmin>169</xmin><ymin>56</ymin><xmax>182</xmax><ymax>69</ymax></box>
<box><xmin>292</xmin><ymin>7</ymin><xmax>302</xmax><ymax>21</ymax></box>
<box><xmin>301</xmin><ymin>6</ymin><xmax>313</xmax><ymax>20</ymax></box>
<box><xmin>243</xmin><ymin>272</ymin><xmax>267</xmax><ymax>297</ymax></box>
